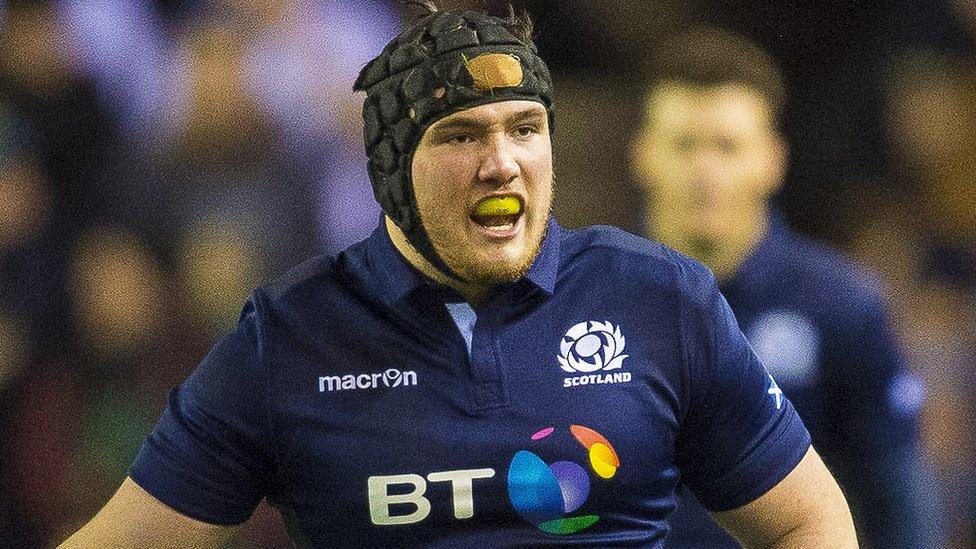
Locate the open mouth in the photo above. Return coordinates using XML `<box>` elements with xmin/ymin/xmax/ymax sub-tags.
<box><xmin>469</xmin><ymin>195</ymin><xmax>524</xmax><ymax>234</ymax></box>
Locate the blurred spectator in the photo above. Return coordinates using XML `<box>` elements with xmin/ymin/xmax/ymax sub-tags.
<box><xmin>69</xmin><ymin>224</ymin><xmax>166</xmax><ymax>359</ymax></box>
<box><xmin>0</xmin><ymin>0</ymin><xmax>124</xmax><ymax>238</ymax></box>
<box><xmin>61</xmin><ymin>0</ymin><xmax>182</xmax><ymax>142</ymax></box>
<box><xmin>0</xmin><ymin>131</ymin><xmax>68</xmax><ymax>364</ymax></box>
<box><xmin>888</xmin><ymin>52</ymin><xmax>976</xmax><ymax>288</ymax></box>
<box><xmin>176</xmin><ymin>218</ymin><xmax>262</xmax><ymax>336</ymax></box>
<box><xmin>880</xmin><ymin>3</ymin><xmax>976</xmax><ymax>542</ymax></box>
<box><xmin>0</xmin><ymin>97</ymin><xmax>70</xmax><ymax>547</ymax></box>
<box><xmin>531</xmin><ymin>0</ymin><xmax>963</xmax><ymax>243</ymax></box>
<box><xmin>847</xmin><ymin>190</ymin><xmax>976</xmax><ymax>549</ymax></box>
<box><xmin>243</xmin><ymin>0</ymin><xmax>399</xmax><ymax>254</ymax></box>
<box><xmin>63</xmin><ymin>0</ymin><xmax>402</xmax><ymax>259</ymax></box>
<box><xmin>630</xmin><ymin>28</ymin><xmax>941</xmax><ymax>548</ymax></box>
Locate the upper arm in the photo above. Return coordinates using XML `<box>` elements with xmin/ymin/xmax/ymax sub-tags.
<box><xmin>675</xmin><ymin>262</ymin><xmax>810</xmax><ymax>511</ymax></box>
<box><xmin>128</xmin><ymin>295</ymin><xmax>275</xmax><ymax>525</ymax></box>
<box><xmin>711</xmin><ymin>446</ymin><xmax>857</xmax><ymax>548</ymax></box>
<box><xmin>830</xmin><ymin>288</ymin><xmax>919</xmax><ymax>455</ymax></box>
<box><xmin>59</xmin><ymin>477</ymin><xmax>235</xmax><ymax>548</ymax></box>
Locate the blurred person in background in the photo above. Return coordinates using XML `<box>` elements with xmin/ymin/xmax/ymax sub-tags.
<box><xmin>881</xmin><ymin>1</ymin><xmax>976</xmax><ymax>543</ymax></box>
<box><xmin>529</xmin><ymin>0</ymin><xmax>894</xmax><ymax>244</ymax></box>
<box><xmin>242</xmin><ymin>0</ymin><xmax>400</xmax><ymax>254</ymax></box>
<box><xmin>1</xmin><ymin>0</ymin><xmax>404</xmax><ymax>545</ymax></box>
<box><xmin>65</xmin><ymin>0</ymin><xmax>319</xmax><ymax>335</ymax></box>
<box><xmin>0</xmin><ymin>0</ymin><xmax>121</xmax><ymax>238</ymax></box>
<box><xmin>847</xmin><ymin>190</ymin><xmax>976</xmax><ymax>548</ymax></box>
<box><xmin>630</xmin><ymin>28</ymin><xmax>941</xmax><ymax>548</ymax></box>
<box><xmin>0</xmin><ymin>95</ymin><xmax>70</xmax><ymax>547</ymax></box>
<box><xmin>0</xmin><ymin>2</ymin><xmax>140</xmax><ymax>544</ymax></box>
<box><xmin>61</xmin><ymin>0</ymin><xmax>401</xmax><ymax>264</ymax></box>
<box><xmin>152</xmin><ymin>15</ymin><xmax>292</xmax><ymax>336</ymax></box>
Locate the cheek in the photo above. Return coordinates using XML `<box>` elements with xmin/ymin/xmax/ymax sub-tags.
<box><xmin>412</xmin><ymin>156</ymin><xmax>463</xmax><ymax>217</ymax></box>
<box><xmin>526</xmin><ymin>152</ymin><xmax>554</xmax><ymax>192</ymax></box>
<box><xmin>727</xmin><ymin>160</ymin><xmax>770</xmax><ymax>202</ymax></box>
<box><xmin>643</xmin><ymin>154</ymin><xmax>689</xmax><ymax>192</ymax></box>
<box><xmin>651</xmin><ymin>179</ymin><xmax>693</xmax><ymax>206</ymax></box>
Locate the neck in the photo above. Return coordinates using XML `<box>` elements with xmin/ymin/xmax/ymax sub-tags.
<box><xmin>649</xmin><ymin>205</ymin><xmax>770</xmax><ymax>282</ymax></box>
<box><xmin>708</xmin><ymin>212</ymin><xmax>768</xmax><ymax>281</ymax></box>
<box><xmin>384</xmin><ymin>216</ymin><xmax>489</xmax><ymax>305</ymax></box>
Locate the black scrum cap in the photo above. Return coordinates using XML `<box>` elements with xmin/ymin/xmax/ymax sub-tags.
<box><xmin>354</xmin><ymin>8</ymin><xmax>554</xmax><ymax>279</ymax></box>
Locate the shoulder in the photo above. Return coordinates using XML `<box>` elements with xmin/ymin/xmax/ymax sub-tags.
<box><xmin>261</xmin><ymin>254</ymin><xmax>340</xmax><ymax>304</ymax></box>
<box><xmin>255</xmin><ymin>233</ymin><xmax>387</xmax><ymax>318</ymax></box>
<box><xmin>243</xmin><ymin>243</ymin><xmax>367</xmax><ymax>331</ymax></box>
<box><xmin>558</xmin><ymin>224</ymin><xmax>717</xmax><ymax>305</ymax></box>
<box><xmin>560</xmin><ymin>224</ymin><xmax>673</xmax><ymax>262</ymax></box>
<box><xmin>238</xmin><ymin>254</ymin><xmax>337</xmax><ymax>325</ymax></box>
<box><xmin>773</xmin><ymin>230</ymin><xmax>884</xmax><ymax>307</ymax></box>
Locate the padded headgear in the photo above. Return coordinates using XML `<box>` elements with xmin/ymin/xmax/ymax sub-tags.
<box><xmin>354</xmin><ymin>8</ymin><xmax>554</xmax><ymax>279</ymax></box>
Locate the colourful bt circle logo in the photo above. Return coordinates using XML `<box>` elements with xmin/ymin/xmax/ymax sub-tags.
<box><xmin>507</xmin><ymin>425</ymin><xmax>620</xmax><ymax>535</ymax></box>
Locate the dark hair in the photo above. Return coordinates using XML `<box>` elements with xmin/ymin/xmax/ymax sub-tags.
<box><xmin>643</xmin><ymin>27</ymin><xmax>786</xmax><ymax>125</ymax></box>
<box><xmin>400</xmin><ymin>0</ymin><xmax>534</xmax><ymax>45</ymax></box>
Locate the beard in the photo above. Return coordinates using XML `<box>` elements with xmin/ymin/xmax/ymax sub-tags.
<box><xmin>421</xmin><ymin>177</ymin><xmax>554</xmax><ymax>286</ymax></box>
<box><xmin>424</xmin><ymin>210</ymin><xmax>549</xmax><ymax>286</ymax></box>
<box><xmin>461</xmin><ymin>223</ymin><xmax>547</xmax><ymax>285</ymax></box>
<box><xmin>684</xmin><ymin>233</ymin><xmax>718</xmax><ymax>264</ymax></box>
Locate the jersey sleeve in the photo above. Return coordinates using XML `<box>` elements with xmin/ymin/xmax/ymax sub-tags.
<box><xmin>825</xmin><ymin>285</ymin><xmax>921</xmax><ymax>453</ymax></box>
<box><xmin>129</xmin><ymin>292</ymin><xmax>275</xmax><ymax>525</ymax></box>
<box><xmin>673</xmin><ymin>260</ymin><xmax>811</xmax><ymax>512</ymax></box>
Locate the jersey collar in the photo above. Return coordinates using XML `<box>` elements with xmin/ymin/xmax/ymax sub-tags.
<box><xmin>365</xmin><ymin>217</ymin><xmax>561</xmax><ymax>307</ymax></box>
<box><xmin>523</xmin><ymin>217</ymin><xmax>560</xmax><ymax>296</ymax></box>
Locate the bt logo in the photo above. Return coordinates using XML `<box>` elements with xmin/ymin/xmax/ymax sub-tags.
<box><xmin>508</xmin><ymin>425</ymin><xmax>620</xmax><ymax>534</ymax></box>
<box><xmin>368</xmin><ymin>469</ymin><xmax>496</xmax><ymax>525</ymax></box>
<box><xmin>367</xmin><ymin>425</ymin><xmax>620</xmax><ymax>535</ymax></box>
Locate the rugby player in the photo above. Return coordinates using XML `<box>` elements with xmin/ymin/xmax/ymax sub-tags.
<box><xmin>631</xmin><ymin>27</ymin><xmax>939</xmax><ymax>548</ymax></box>
<box><xmin>63</xmin><ymin>4</ymin><xmax>856</xmax><ymax>547</ymax></box>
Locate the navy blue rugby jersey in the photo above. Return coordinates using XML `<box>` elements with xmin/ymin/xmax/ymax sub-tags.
<box><xmin>666</xmin><ymin>213</ymin><xmax>939</xmax><ymax>549</ymax></box>
<box><xmin>130</xmin><ymin>218</ymin><xmax>810</xmax><ymax>548</ymax></box>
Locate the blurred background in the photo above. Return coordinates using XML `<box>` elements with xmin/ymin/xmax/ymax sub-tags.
<box><xmin>0</xmin><ymin>0</ymin><xmax>972</xmax><ymax>547</ymax></box>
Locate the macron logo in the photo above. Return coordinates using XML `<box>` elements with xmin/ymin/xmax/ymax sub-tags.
<box><xmin>318</xmin><ymin>368</ymin><xmax>418</xmax><ymax>392</ymax></box>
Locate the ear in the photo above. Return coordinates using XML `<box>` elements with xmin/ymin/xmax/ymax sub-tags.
<box><xmin>630</xmin><ymin>130</ymin><xmax>652</xmax><ymax>175</ymax></box>
<box><xmin>762</xmin><ymin>134</ymin><xmax>788</xmax><ymax>196</ymax></box>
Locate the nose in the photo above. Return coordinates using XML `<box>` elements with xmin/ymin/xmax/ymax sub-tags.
<box><xmin>477</xmin><ymin>134</ymin><xmax>520</xmax><ymax>185</ymax></box>
<box><xmin>689</xmin><ymin>150</ymin><xmax>726</xmax><ymax>193</ymax></box>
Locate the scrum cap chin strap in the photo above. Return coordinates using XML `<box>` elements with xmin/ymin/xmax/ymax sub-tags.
<box><xmin>354</xmin><ymin>9</ymin><xmax>554</xmax><ymax>280</ymax></box>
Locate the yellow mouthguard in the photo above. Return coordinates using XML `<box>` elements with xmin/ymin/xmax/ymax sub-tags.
<box><xmin>473</xmin><ymin>196</ymin><xmax>521</xmax><ymax>217</ymax></box>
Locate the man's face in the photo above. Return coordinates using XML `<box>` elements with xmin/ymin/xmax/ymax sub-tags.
<box><xmin>411</xmin><ymin>100</ymin><xmax>553</xmax><ymax>285</ymax></box>
<box><xmin>631</xmin><ymin>83</ymin><xmax>785</xmax><ymax>261</ymax></box>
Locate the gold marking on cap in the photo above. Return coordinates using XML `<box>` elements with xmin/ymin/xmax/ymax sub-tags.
<box><xmin>463</xmin><ymin>53</ymin><xmax>523</xmax><ymax>91</ymax></box>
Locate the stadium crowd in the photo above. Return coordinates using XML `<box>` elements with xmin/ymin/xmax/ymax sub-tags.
<box><xmin>0</xmin><ymin>0</ymin><xmax>972</xmax><ymax>547</ymax></box>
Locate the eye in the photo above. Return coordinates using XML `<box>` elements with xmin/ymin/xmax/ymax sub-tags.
<box><xmin>515</xmin><ymin>124</ymin><xmax>538</xmax><ymax>138</ymax></box>
<box><xmin>674</xmin><ymin>136</ymin><xmax>695</xmax><ymax>153</ymax></box>
<box><xmin>446</xmin><ymin>133</ymin><xmax>476</xmax><ymax>145</ymax></box>
<box><xmin>715</xmin><ymin>137</ymin><xmax>739</xmax><ymax>156</ymax></box>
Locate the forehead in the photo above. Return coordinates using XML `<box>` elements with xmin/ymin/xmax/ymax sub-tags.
<box><xmin>428</xmin><ymin>100</ymin><xmax>547</xmax><ymax>130</ymax></box>
<box><xmin>643</xmin><ymin>83</ymin><xmax>774</xmax><ymax>135</ymax></box>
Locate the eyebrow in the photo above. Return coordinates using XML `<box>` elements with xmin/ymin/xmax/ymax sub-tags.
<box><xmin>508</xmin><ymin>108</ymin><xmax>547</xmax><ymax>125</ymax></box>
<box><xmin>429</xmin><ymin>118</ymin><xmax>483</xmax><ymax>135</ymax></box>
